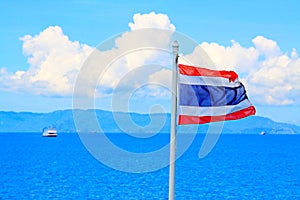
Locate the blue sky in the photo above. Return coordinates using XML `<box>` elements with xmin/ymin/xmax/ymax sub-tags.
<box><xmin>1</xmin><ymin>0</ymin><xmax>300</xmax><ymax>125</ymax></box>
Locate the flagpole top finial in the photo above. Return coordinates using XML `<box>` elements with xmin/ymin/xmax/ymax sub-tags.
<box><xmin>172</xmin><ymin>40</ymin><xmax>179</xmax><ymax>56</ymax></box>
<box><xmin>172</xmin><ymin>40</ymin><xmax>179</xmax><ymax>48</ymax></box>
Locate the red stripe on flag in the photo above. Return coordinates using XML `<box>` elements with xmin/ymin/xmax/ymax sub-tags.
<box><xmin>178</xmin><ymin>64</ymin><xmax>238</xmax><ymax>82</ymax></box>
<box><xmin>178</xmin><ymin>106</ymin><xmax>256</xmax><ymax>125</ymax></box>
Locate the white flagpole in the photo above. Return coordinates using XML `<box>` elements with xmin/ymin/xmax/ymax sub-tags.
<box><xmin>169</xmin><ymin>40</ymin><xmax>179</xmax><ymax>200</ymax></box>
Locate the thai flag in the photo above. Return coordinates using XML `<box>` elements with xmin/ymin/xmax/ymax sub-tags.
<box><xmin>178</xmin><ymin>64</ymin><xmax>256</xmax><ymax>125</ymax></box>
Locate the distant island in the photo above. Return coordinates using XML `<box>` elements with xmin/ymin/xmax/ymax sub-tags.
<box><xmin>0</xmin><ymin>109</ymin><xmax>299</xmax><ymax>134</ymax></box>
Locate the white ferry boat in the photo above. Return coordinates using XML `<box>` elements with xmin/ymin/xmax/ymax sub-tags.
<box><xmin>42</xmin><ymin>127</ymin><xmax>57</xmax><ymax>137</ymax></box>
<box><xmin>260</xmin><ymin>131</ymin><xmax>266</xmax><ymax>135</ymax></box>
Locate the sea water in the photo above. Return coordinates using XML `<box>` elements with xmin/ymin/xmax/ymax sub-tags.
<box><xmin>0</xmin><ymin>133</ymin><xmax>299</xmax><ymax>199</ymax></box>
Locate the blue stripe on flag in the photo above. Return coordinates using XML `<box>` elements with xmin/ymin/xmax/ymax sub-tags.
<box><xmin>179</xmin><ymin>83</ymin><xmax>248</xmax><ymax>107</ymax></box>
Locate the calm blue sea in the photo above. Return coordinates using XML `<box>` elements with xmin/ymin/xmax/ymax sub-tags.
<box><xmin>0</xmin><ymin>133</ymin><xmax>300</xmax><ymax>200</ymax></box>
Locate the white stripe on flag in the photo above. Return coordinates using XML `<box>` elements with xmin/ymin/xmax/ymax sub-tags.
<box><xmin>179</xmin><ymin>74</ymin><xmax>241</xmax><ymax>87</ymax></box>
<box><xmin>179</xmin><ymin>99</ymin><xmax>253</xmax><ymax>117</ymax></box>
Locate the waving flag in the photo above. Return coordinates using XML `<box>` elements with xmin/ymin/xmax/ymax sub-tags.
<box><xmin>178</xmin><ymin>64</ymin><xmax>256</xmax><ymax>125</ymax></box>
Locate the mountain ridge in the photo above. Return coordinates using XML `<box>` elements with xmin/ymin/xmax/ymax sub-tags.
<box><xmin>0</xmin><ymin>109</ymin><xmax>299</xmax><ymax>134</ymax></box>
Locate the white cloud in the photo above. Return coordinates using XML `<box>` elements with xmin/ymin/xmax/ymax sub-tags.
<box><xmin>291</xmin><ymin>48</ymin><xmax>298</xmax><ymax>59</ymax></box>
<box><xmin>0</xmin><ymin>12</ymin><xmax>175</xmax><ymax>97</ymax></box>
<box><xmin>129</xmin><ymin>12</ymin><xmax>175</xmax><ymax>31</ymax></box>
<box><xmin>198</xmin><ymin>40</ymin><xmax>259</xmax><ymax>73</ymax></box>
<box><xmin>0</xmin><ymin>26</ymin><xmax>93</xmax><ymax>95</ymax></box>
<box><xmin>147</xmin><ymin>68</ymin><xmax>172</xmax><ymax>97</ymax></box>
<box><xmin>252</xmin><ymin>36</ymin><xmax>281</xmax><ymax>58</ymax></box>
<box><xmin>1</xmin><ymin>12</ymin><xmax>300</xmax><ymax>107</ymax></box>
<box><xmin>197</xmin><ymin>36</ymin><xmax>300</xmax><ymax>106</ymax></box>
<box><xmin>93</xmin><ymin>12</ymin><xmax>175</xmax><ymax>97</ymax></box>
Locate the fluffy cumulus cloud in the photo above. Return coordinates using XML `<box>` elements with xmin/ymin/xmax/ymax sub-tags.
<box><xmin>0</xmin><ymin>26</ymin><xmax>93</xmax><ymax>95</ymax></box>
<box><xmin>129</xmin><ymin>12</ymin><xmax>175</xmax><ymax>31</ymax></box>
<box><xmin>198</xmin><ymin>40</ymin><xmax>259</xmax><ymax>73</ymax></box>
<box><xmin>0</xmin><ymin>12</ymin><xmax>175</xmax><ymax>98</ymax></box>
<box><xmin>197</xmin><ymin>36</ymin><xmax>300</xmax><ymax>105</ymax></box>
<box><xmin>85</xmin><ymin>12</ymin><xmax>175</xmax><ymax>98</ymax></box>
<box><xmin>1</xmin><ymin>12</ymin><xmax>300</xmax><ymax>107</ymax></box>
